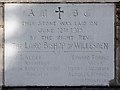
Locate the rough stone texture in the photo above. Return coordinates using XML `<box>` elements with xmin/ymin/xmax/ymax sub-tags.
<box><xmin>116</xmin><ymin>47</ymin><xmax>120</xmax><ymax>84</ymax></box>
<box><xmin>0</xmin><ymin>6</ymin><xmax>3</xmax><ymax>27</ymax></box>
<box><xmin>116</xmin><ymin>3</ymin><xmax>120</xmax><ymax>86</ymax></box>
<box><xmin>0</xmin><ymin>0</ymin><xmax>120</xmax><ymax>2</ymax></box>
<box><xmin>0</xmin><ymin>3</ymin><xmax>3</xmax><ymax>87</ymax></box>
<box><xmin>1</xmin><ymin>87</ymin><xmax>120</xmax><ymax>90</ymax></box>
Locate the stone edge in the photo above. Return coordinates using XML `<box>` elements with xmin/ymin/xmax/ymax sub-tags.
<box><xmin>0</xmin><ymin>0</ymin><xmax>120</xmax><ymax>3</ymax></box>
<box><xmin>0</xmin><ymin>3</ymin><xmax>3</xmax><ymax>87</ymax></box>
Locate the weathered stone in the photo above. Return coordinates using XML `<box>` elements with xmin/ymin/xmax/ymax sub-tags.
<box><xmin>0</xmin><ymin>8</ymin><xmax>3</xmax><ymax>27</ymax></box>
<box><xmin>13</xmin><ymin>88</ymin><xmax>27</xmax><ymax>90</ymax></box>
<box><xmin>0</xmin><ymin>3</ymin><xmax>3</xmax><ymax>87</ymax></box>
<box><xmin>116</xmin><ymin>41</ymin><xmax>120</xmax><ymax>48</ymax></box>
<box><xmin>0</xmin><ymin>28</ymin><xmax>3</xmax><ymax>86</ymax></box>
<box><xmin>4</xmin><ymin>3</ymin><xmax>114</xmax><ymax>86</ymax></box>
<box><xmin>116</xmin><ymin>26</ymin><xmax>120</xmax><ymax>42</ymax></box>
<box><xmin>0</xmin><ymin>1</ymin><xmax>118</xmax><ymax>90</ymax></box>
<box><xmin>0</xmin><ymin>0</ymin><xmax>119</xmax><ymax>2</ymax></box>
<box><xmin>116</xmin><ymin>47</ymin><xmax>120</xmax><ymax>85</ymax></box>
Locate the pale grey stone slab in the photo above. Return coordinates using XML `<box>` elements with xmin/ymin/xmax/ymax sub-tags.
<box><xmin>5</xmin><ymin>3</ymin><xmax>115</xmax><ymax>86</ymax></box>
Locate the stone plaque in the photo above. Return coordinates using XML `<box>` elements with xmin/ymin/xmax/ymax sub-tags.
<box><xmin>5</xmin><ymin>3</ymin><xmax>115</xmax><ymax>86</ymax></box>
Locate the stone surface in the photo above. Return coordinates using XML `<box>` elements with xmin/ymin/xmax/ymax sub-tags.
<box><xmin>0</xmin><ymin>7</ymin><xmax>3</xmax><ymax>27</ymax></box>
<box><xmin>5</xmin><ymin>3</ymin><xmax>114</xmax><ymax>86</ymax></box>
<box><xmin>0</xmin><ymin>0</ymin><xmax>120</xmax><ymax>2</ymax></box>
<box><xmin>0</xmin><ymin>3</ymin><xmax>3</xmax><ymax>87</ymax></box>
<box><xmin>116</xmin><ymin>47</ymin><xmax>120</xmax><ymax>85</ymax></box>
<box><xmin>0</xmin><ymin>28</ymin><xmax>3</xmax><ymax>87</ymax></box>
<box><xmin>116</xmin><ymin>3</ymin><xmax>120</xmax><ymax>86</ymax></box>
<box><xmin>0</xmin><ymin>1</ymin><xmax>118</xmax><ymax>90</ymax></box>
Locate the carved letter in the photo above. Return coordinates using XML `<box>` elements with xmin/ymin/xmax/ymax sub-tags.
<box><xmin>28</xmin><ymin>9</ymin><xmax>35</xmax><ymax>16</ymax></box>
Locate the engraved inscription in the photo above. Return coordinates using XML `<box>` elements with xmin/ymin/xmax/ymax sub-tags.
<box><xmin>5</xmin><ymin>4</ymin><xmax>114</xmax><ymax>86</ymax></box>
